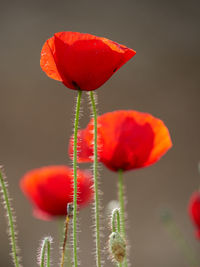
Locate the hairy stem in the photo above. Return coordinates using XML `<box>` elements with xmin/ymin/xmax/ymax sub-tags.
<box><xmin>112</xmin><ymin>209</ymin><xmax>121</xmax><ymax>233</ymax></box>
<box><xmin>40</xmin><ymin>237</ymin><xmax>51</xmax><ymax>267</ymax></box>
<box><xmin>72</xmin><ymin>90</ymin><xmax>82</xmax><ymax>267</ymax></box>
<box><xmin>89</xmin><ymin>91</ymin><xmax>101</xmax><ymax>267</ymax></box>
<box><xmin>58</xmin><ymin>219</ymin><xmax>72</xmax><ymax>267</ymax></box>
<box><xmin>118</xmin><ymin>169</ymin><xmax>128</xmax><ymax>267</ymax></box>
<box><xmin>0</xmin><ymin>167</ymin><xmax>21</xmax><ymax>267</ymax></box>
<box><xmin>60</xmin><ymin>216</ymin><xmax>70</xmax><ymax>267</ymax></box>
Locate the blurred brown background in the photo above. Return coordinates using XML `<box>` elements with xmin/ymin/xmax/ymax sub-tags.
<box><xmin>0</xmin><ymin>0</ymin><xmax>200</xmax><ymax>266</ymax></box>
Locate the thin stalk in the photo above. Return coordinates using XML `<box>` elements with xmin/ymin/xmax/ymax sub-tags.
<box><xmin>60</xmin><ymin>216</ymin><xmax>70</xmax><ymax>267</ymax></box>
<box><xmin>161</xmin><ymin>211</ymin><xmax>199</xmax><ymax>267</ymax></box>
<box><xmin>58</xmin><ymin>219</ymin><xmax>72</xmax><ymax>267</ymax></box>
<box><xmin>112</xmin><ymin>209</ymin><xmax>121</xmax><ymax>233</ymax></box>
<box><xmin>40</xmin><ymin>237</ymin><xmax>51</xmax><ymax>267</ymax></box>
<box><xmin>89</xmin><ymin>91</ymin><xmax>101</xmax><ymax>267</ymax></box>
<box><xmin>118</xmin><ymin>169</ymin><xmax>128</xmax><ymax>267</ymax></box>
<box><xmin>72</xmin><ymin>90</ymin><xmax>82</xmax><ymax>267</ymax></box>
<box><xmin>0</xmin><ymin>167</ymin><xmax>21</xmax><ymax>267</ymax></box>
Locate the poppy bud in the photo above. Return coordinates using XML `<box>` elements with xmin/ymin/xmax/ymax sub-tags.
<box><xmin>108</xmin><ymin>232</ymin><xmax>126</xmax><ymax>263</ymax></box>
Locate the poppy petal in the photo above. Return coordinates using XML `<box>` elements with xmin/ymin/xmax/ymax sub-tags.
<box><xmin>69</xmin><ymin>110</ymin><xmax>172</xmax><ymax>172</ymax></box>
<box><xmin>40</xmin><ymin>36</ymin><xmax>63</xmax><ymax>81</ymax></box>
<box><xmin>68</xmin><ymin>129</ymin><xmax>93</xmax><ymax>163</ymax></box>
<box><xmin>40</xmin><ymin>32</ymin><xmax>136</xmax><ymax>91</ymax></box>
<box><xmin>33</xmin><ymin>208</ymin><xmax>52</xmax><ymax>221</ymax></box>
<box><xmin>20</xmin><ymin>165</ymin><xmax>93</xmax><ymax>219</ymax></box>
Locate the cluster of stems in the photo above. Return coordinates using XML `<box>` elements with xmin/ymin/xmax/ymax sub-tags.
<box><xmin>69</xmin><ymin>89</ymin><xmax>128</xmax><ymax>267</ymax></box>
<box><xmin>71</xmin><ymin>90</ymin><xmax>102</xmax><ymax>267</ymax></box>
<box><xmin>0</xmin><ymin>89</ymin><xmax>129</xmax><ymax>267</ymax></box>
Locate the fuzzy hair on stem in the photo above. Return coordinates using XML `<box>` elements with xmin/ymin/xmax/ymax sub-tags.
<box><xmin>60</xmin><ymin>216</ymin><xmax>73</xmax><ymax>267</ymax></box>
<box><xmin>111</xmin><ymin>208</ymin><xmax>121</xmax><ymax>233</ymax></box>
<box><xmin>118</xmin><ymin>170</ymin><xmax>129</xmax><ymax>267</ymax></box>
<box><xmin>69</xmin><ymin>215</ymin><xmax>81</xmax><ymax>267</ymax></box>
<box><xmin>72</xmin><ymin>90</ymin><xmax>82</xmax><ymax>267</ymax></box>
<box><xmin>60</xmin><ymin>205</ymin><xmax>73</xmax><ymax>267</ymax></box>
<box><xmin>87</xmin><ymin>160</ymin><xmax>105</xmax><ymax>265</ymax></box>
<box><xmin>38</xmin><ymin>236</ymin><xmax>52</xmax><ymax>267</ymax></box>
<box><xmin>88</xmin><ymin>91</ymin><xmax>102</xmax><ymax>267</ymax></box>
<box><xmin>0</xmin><ymin>166</ymin><xmax>22</xmax><ymax>267</ymax></box>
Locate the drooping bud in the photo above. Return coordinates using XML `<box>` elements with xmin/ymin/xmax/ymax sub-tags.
<box><xmin>38</xmin><ymin>236</ymin><xmax>52</xmax><ymax>267</ymax></box>
<box><xmin>108</xmin><ymin>231</ymin><xmax>126</xmax><ymax>263</ymax></box>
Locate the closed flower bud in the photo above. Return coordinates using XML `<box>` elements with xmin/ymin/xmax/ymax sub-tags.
<box><xmin>109</xmin><ymin>232</ymin><xmax>126</xmax><ymax>263</ymax></box>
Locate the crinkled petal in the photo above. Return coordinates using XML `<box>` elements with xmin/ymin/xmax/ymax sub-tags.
<box><xmin>69</xmin><ymin>110</ymin><xmax>172</xmax><ymax>172</ymax></box>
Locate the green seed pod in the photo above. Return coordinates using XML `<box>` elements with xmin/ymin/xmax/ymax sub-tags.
<box><xmin>109</xmin><ymin>232</ymin><xmax>126</xmax><ymax>263</ymax></box>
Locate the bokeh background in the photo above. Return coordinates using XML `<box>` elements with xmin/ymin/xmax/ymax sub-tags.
<box><xmin>0</xmin><ymin>0</ymin><xmax>200</xmax><ymax>266</ymax></box>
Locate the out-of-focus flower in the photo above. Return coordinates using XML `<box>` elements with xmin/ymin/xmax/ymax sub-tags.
<box><xmin>40</xmin><ymin>32</ymin><xmax>136</xmax><ymax>91</ymax></box>
<box><xmin>188</xmin><ymin>191</ymin><xmax>200</xmax><ymax>239</ymax></box>
<box><xmin>69</xmin><ymin>110</ymin><xmax>172</xmax><ymax>171</ymax></box>
<box><xmin>20</xmin><ymin>165</ymin><xmax>93</xmax><ymax>220</ymax></box>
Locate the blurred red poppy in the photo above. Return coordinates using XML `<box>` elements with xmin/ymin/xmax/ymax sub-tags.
<box><xmin>188</xmin><ymin>192</ymin><xmax>200</xmax><ymax>239</ymax></box>
<box><xmin>69</xmin><ymin>110</ymin><xmax>172</xmax><ymax>171</ymax></box>
<box><xmin>20</xmin><ymin>165</ymin><xmax>93</xmax><ymax>220</ymax></box>
<box><xmin>40</xmin><ymin>32</ymin><xmax>136</xmax><ymax>91</ymax></box>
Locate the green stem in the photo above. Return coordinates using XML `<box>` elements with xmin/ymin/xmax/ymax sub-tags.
<box><xmin>112</xmin><ymin>208</ymin><xmax>121</xmax><ymax>233</ymax></box>
<box><xmin>72</xmin><ymin>90</ymin><xmax>82</xmax><ymax>267</ymax></box>
<box><xmin>89</xmin><ymin>91</ymin><xmax>101</xmax><ymax>267</ymax></box>
<box><xmin>40</xmin><ymin>237</ymin><xmax>51</xmax><ymax>267</ymax></box>
<box><xmin>0</xmin><ymin>168</ymin><xmax>21</xmax><ymax>267</ymax></box>
<box><xmin>161</xmin><ymin>211</ymin><xmax>199</xmax><ymax>267</ymax></box>
<box><xmin>118</xmin><ymin>169</ymin><xmax>128</xmax><ymax>267</ymax></box>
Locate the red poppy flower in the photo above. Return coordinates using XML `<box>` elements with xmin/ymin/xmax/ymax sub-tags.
<box><xmin>20</xmin><ymin>165</ymin><xmax>93</xmax><ymax>220</ymax></box>
<box><xmin>188</xmin><ymin>192</ymin><xmax>200</xmax><ymax>239</ymax></box>
<box><xmin>40</xmin><ymin>32</ymin><xmax>136</xmax><ymax>91</ymax></box>
<box><xmin>69</xmin><ymin>110</ymin><xmax>172</xmax><ymax>171</ymax></box>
